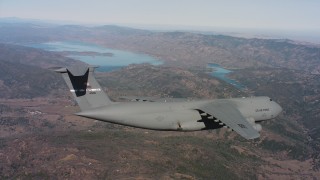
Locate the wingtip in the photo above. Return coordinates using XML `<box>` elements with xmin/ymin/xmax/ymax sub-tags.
<box><xmin>246</xmin><ymin>133</ymin><xmax>260</xmax><ymax>140</ymax></box>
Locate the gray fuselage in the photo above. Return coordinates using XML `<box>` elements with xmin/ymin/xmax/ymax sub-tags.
<box><xmin>76</xmin><ymin>96</ymin><xmax>282</xmax><ymax>131</ymax></box>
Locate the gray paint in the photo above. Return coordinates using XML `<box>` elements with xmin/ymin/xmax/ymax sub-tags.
<box><xmin>56</xmin><ymin>66</ymin><xmax>282</xmax><ymax>140</ymax></box>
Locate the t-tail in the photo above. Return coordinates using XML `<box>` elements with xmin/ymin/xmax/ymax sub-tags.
<box><xmin>55</xmin><ymin>65</ymin><xmax>112</xmax><ymax>111</ymax></box>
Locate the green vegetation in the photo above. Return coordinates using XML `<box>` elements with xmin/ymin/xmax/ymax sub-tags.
<box><xmin>0</xmin><ymin>117</ymin><xmax>29</xmax><ymax>126</ymax></box>
<box><xmin>15</xmin><ymin>171</ymin><xmax>50</xmax><ymax>180</ymax></box>
<box><xmin>0</xmin><ymin>138</ymin><xmax>6</xmax><ymax>149</ymax></box>
<box><xmin>260</xmin><ymin>139</ymin><xmax>289</xmax><ymax>152</ymax></box>
<box><xmin>157</xmin><ymin>136</ymin><xmax>259</xmax><ymax>179</ymax></box>
<box><xmin>259</xmin><ymin>139</ymin><xmax>305</xmax><ymax>160</ymax></box>
<box><xmin>1</xmin><ymin>23</ymin><xmax>319</xmax><ymax>178</ymax></box>
<box><xmin>78</xmin><ymin>131</ymin><xmax>109</xmax><ymax>140</ymax></box>
<box><xmin>42</xmin><ymin>121</ymin><xmax>55</xmax><ymax>129</ymax></box>
<box><xmin>264</xmin><ymin>121</ymin><xmax>305</xmax><ymax>142</ymax></box>
<box><xmin>42</xmin><ymin>131</ymin><xmax>261</xmax><ymax>179</ymax></box>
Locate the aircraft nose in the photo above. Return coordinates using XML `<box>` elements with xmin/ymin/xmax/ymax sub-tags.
<box><xmin>274</xmin><ymin>102</ymin><xmax>283</xmax><ymax>116</ymax></box>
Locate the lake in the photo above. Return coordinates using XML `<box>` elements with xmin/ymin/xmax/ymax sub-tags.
<box><xmin>24</xmin><ymin>42</ymin><xmax>244</xmax><ymax>90</ymax></box>
<box><xmin>208</xmin><ymin>63</ymin><xmax>246</xmax><ymax>90</ymax></box>
<box><xmin>24</xmin><ymin>41</ymin><xmax>163</xmax><ymax>72</ymax></box>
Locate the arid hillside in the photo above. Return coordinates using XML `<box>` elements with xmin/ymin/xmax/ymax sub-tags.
<box><xmin>0</xmin><ymin>23</ymin><xmax>319</xmax><ymax>179</ymax></box>
<box><xmin>1</xmin><ymin>24</ymin><xmax>319</xmax><ymax>72</ymax></box>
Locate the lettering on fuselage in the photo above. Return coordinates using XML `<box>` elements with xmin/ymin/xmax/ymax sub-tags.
<box><xmin>238</xmin><ymin>124</ymin><xmax>247</xmax><ymax>129</ymax></box>
<box><xmin>255</xmin><ymin>108</ymin><xmax>269</xmax><ymax>112</ymax></box>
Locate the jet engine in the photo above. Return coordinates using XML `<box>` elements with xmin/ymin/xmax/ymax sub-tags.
<box><xmin>247</xmin><ymin>117</ymin><xmax>262</xmax><ymax>132</ymax></box>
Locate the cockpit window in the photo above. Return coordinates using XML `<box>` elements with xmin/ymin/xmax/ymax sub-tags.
<box><xmin>270</xmin><ymin>99</ymin><xmax>273</xmax><ymax>101</ymax></box>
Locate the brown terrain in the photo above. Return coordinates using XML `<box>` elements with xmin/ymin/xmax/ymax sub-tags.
<box><xmin>0</xmin><ymin>22</ymin><xmax>320</xmax><ymax>179</ymax></box>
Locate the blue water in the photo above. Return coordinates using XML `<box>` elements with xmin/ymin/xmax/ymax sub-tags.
<box><xmin>23</xmin><ymin>42</ymin><xmax>244</xmax><ymax>89</ymax></box>
<box><xmin>24</xmin><ymin>41</ymin><xmax>162</xmax><ymax>71</ymax></box>
<box><xmin>208</xmin><ymin>63</ymin><xmax>246</xmax><ymax>90</ymax></box>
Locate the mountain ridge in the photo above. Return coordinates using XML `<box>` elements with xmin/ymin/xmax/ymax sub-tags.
<box><xmin>1</xmin><ymin>22</ymin><xmax>318</xmax><ymax>73</ymax></box>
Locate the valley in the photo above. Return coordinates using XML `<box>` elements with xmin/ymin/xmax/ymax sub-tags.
<box><xmin>0</xmin><ymin>22</ymin><xmax>320</xmax><ymax>179</ymax></box>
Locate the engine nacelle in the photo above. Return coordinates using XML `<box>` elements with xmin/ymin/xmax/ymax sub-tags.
<box><xmin>247</xmin><ymin>117</ymin><xmax>255</xmax><ymax>124</ymax></box>
<box><xmin>179</xmin><ymin>120</ymin><xmax>206</xmax><ymax>131</ymax></box>
<box><xmin>247</xmin><ymin>117</ymin><xmax>262</xmax><ymax>132</ymax></box>
<box><xmin>253</xmin><ymin>123</ymin><xmax>262</xmax><ymax>132</ymax></box>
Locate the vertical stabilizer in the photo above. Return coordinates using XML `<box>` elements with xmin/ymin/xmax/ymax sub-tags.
<box><xmin>55</xmin><ymin>65</ymin><xmax>112</xmax><ymax>111</ymax></box>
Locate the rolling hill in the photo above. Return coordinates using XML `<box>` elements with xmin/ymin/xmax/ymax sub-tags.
<box><xmin>0</xmin><ymin>21</ymin><xmax>319</xmax><ymax>179</ymax></box>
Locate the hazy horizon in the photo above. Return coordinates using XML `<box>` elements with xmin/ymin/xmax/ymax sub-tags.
<box><xmin>1</xmin><ymin>16</ymin><xmax>319</xmax><ymax>44</ymax></box>
<box><xmin>1</xmin><ymin>1</ymin><xmax>319</xmax><ymax>28</ymax></box>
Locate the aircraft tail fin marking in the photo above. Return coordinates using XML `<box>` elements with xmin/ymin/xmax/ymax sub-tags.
<box><xmin>55</xmin><ymin>65</ymin><xmax>112</xmax><ymax>111</ymax></box>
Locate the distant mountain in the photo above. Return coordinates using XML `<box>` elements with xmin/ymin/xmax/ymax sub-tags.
<box><xmin>0</xmin><ymin>17</ymin><xmax>47</xmax><ymax>24</ymax></box>
<box><xmin>0</xmin><ymin>20</ymin><xmax>319</xmax><ymax>178</ymax></box>
<box><xmin>0</xmin><ymin>43</ymin><xmax>84</xmax><ymax>98</ymax></box>
<box><xmin>0</xmin><ymin>17</ymin><xmax>78</xmax><ymax>26</ymax></box>
<box><xmin>0</xmin><ymin>21</ymin><xmax>319</xmax><ymax>73</ymax></box>
<box><xmin>0</xmin><ymin>43</ymin><xmax>83</xmax><ymax>68</ymax></box>
<box><xmin>0</xmin><ymin>60</ymin><xmax>63</xmax><ymax>98</ymax></box>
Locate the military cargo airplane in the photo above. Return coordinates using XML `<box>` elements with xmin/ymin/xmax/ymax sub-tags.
<box><xmin>55</xmin><ymin>65</ymin><xmax>282</xmax><ymax>140</ymax></box>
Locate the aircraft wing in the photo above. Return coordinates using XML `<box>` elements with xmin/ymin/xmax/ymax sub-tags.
<box><xmin>119</xmin><ymin>96</ymin><xmax>156</xmax><ymax>102</ymax></box>
<box><xmin>199</xmin><ymin>101</ymin><xmax>260</xmax><ymax>140</ymax></box>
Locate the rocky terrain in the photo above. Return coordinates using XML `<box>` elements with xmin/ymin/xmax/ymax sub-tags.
<box><xmin>1</xmin><ymin>23</ymin><xmax>319</xmax><ymax>72</ymax></box>
<box><xmin>231</xmin><ymin>67</ymin><xmax>320</xmax><ymax>170</ymax></box>
<box><xmin>0</xmin><ymin>22</ymin><xmax>320</xmax><ymax>179</ymax></box>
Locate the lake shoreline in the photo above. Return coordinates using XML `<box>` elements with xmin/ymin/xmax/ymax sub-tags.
<box><xmin>207</xmin><ymin>63</ymin><xmax>246</xmax><ymax>90</ymax></box>
<box><xmin>21</xmin><ymin>41</ymin><xmax>163</xmax><ymax>72</ymax></box>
